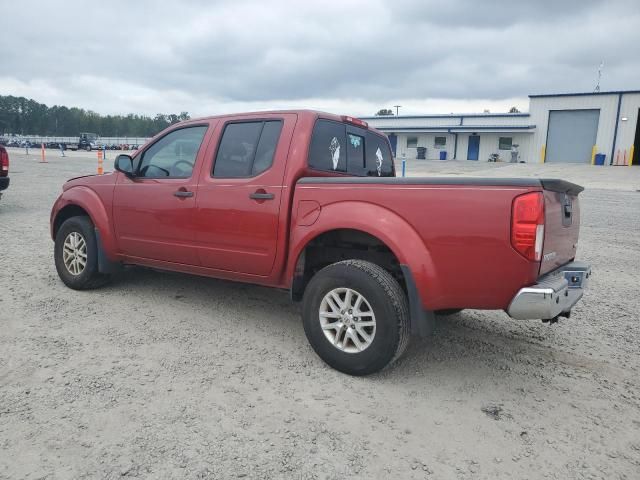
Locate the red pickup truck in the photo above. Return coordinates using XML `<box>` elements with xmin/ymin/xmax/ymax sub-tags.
<box><xmin>50</xmin><ymin>110</ymin><xmax>591</xmax><ymax>375</ymax></box>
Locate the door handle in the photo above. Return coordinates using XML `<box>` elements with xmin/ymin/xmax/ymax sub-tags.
<box><xmin>174</xmin><ymin>190</ymin><xmax>194</xmax><ymax>198</ymax></box>
<box><xmin>249</xmin><ymin>192</ymin><xmax>275</xmax><ymax>200</ymax></box>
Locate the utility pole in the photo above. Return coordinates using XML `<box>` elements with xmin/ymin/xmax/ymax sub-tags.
<box><xmin>595</xmin><ymin>61</ymin><xmax>604</xmax><ymax>93</ymax></box>
<box><xmin>394</xmin><ymin>105</ymin><xmax>401</xmax><ymax>116</ymax></box>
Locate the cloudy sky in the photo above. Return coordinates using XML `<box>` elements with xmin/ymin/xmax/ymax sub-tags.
<box><xmin>2</xmin><ymin>0</ymin><xmax>639</xmax><ymax>117</ymax></box>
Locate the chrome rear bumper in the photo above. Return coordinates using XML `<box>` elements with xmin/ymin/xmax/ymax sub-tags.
<box><xmin>507</xmin><ymin>261</ymin><xmax>591</xmax><ymax>320</ymax></box>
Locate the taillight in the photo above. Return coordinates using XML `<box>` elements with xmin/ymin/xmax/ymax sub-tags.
<box><xmin>0</xmin><ymin>149</ymin><xmax>8</xmax><ymax>177</ymax></box>
<box><xmin>511</xmin><ymin>192</ymin><xmax>545</xmax><ymax>261</ymax></box>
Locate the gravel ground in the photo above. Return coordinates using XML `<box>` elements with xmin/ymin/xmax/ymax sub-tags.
<box><xmin>1</xmin><ymin>149</ymin><xmax>639</xmax><ymax>479</ymax></box>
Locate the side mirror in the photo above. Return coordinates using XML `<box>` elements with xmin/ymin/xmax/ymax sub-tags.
<box><xmin>114</xmin><ymin>154</ymin><xmax>135</xmax><ymax>178</ymax></box>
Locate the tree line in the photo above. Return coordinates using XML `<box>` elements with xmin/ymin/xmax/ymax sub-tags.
<box><xmin>0</xmin><ymin>95</ymin><xmax>190</xmax><ymax>137</ymax></box>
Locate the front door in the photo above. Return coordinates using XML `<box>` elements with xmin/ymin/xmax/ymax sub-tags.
<box><xmin>112</xmin><ymin>124</ymin><xmax>210</xmax><ymax>265</ymax></box>
<box><xmin>467</xmin><ymin>135</ymin><xmax>480</xmax><ymax>160</ymax></box>
<box><xmin>195</xmin><ymin>114</ymin><xmax>296</xmax><ymax>276</ymax></box>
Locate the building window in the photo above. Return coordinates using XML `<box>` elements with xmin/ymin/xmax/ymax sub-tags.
<box><xmin>434</xmin><ymin>136</ymin><xmax>446</xmax><ymax>148</ymax></box>
<box><xmin>499</xmin><ymin>137</ymin><xmax>513</xmax><ymax>150</ymax></box>
<box><xmin>407</xmin><ymin>136</ymin><xmax>418</xmax><ymax>148</ymax></box>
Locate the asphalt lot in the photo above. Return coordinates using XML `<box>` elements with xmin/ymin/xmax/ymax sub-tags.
<box><xmin>1</xmin><ymin>148</ymin><xmax>639</xmax><ymax>479</ymax></box>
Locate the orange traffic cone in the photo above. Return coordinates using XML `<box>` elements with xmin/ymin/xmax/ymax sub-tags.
<box><xmin>97</xmin><ymin>149</ymin><xmax>104</xmax><ymax>175</ymax></box>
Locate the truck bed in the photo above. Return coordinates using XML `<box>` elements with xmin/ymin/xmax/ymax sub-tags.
<box><xmin>294</xmin><ymin>176</ymin><xmax>582</xmax><ymax>311</ymax></box>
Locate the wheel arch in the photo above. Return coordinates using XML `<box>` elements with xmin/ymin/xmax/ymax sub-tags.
<box><xmin>51</xmin><ymin>186</ymin><xmax>117</xmax><ymax>260</ymax></box>
<box><xmin>290</xmin><ymin>227</ymin><xmax>404</xmax><ymax>299</ymax></box>
<box><xmin>52</xmin><ymin>204</ymin><xmax>91</xmax><ymax>239</ymax></box>
<box><xmin>287</xmin><ymin>201</ymin><xmax>439</xmax><ymax>334</ymax></box>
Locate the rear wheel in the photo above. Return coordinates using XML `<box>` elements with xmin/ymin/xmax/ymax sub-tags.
<box><xmin>54</xmin><ymin>216</ymin><xmax>110</xmax><ymax>290</ymax></box>
<box><xmin>302</xmin><ymin>260</ymin><xmax>409</xmax><ymax>376</ymax></box>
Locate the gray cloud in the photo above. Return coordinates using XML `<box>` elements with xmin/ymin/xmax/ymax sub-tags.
<box><xmin>1</xmin><ymin>0</ymin><xmax>638</xmax><ymax>116</ymax></box>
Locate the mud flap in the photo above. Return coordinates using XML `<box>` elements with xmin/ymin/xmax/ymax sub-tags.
<box><xmin>95</xmin><ymin>228</ymin><xmax>122</xmax><ymax>274</ymax></box>
<box><xmin>400</xmin><ymin>265</ymin><xmax>435</xmax><ymax>337</ymax></box>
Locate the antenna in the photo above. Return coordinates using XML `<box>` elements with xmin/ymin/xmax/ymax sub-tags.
<box><xmin>595</xmin><ymin>61</ymin><xmax>604</xmax><ymax>92</ymax></box>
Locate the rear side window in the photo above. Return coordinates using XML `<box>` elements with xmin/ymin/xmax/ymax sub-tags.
<box><xmin>213</xmin><ymin>120</ymin><xmax>283</xmax><ymax>177</ymax></box>
<box><xmin>309</xmin><ymin>119</ymin><xmax>394</xmax><ymax>177</ymax></box>
<box><xmin>253</xmin><ymin>121</ymin><xmax>283</xmax><ymax>175</ymax></box>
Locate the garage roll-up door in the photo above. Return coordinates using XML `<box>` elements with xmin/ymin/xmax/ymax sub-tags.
<box><xmin>546</xmin><ymin>109</ymin><xmax>600</xmax><ymax>163</ymax></box>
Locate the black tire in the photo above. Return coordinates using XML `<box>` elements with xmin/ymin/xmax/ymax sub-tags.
<box><xmin>85</xmin><ymin>145</ymin><xmax>91</xmax><ymax>152</ymax></box>
<box><xmin>302</xmin><ymin>260</ymin><xmax>410</xmax><ymax>376</ymax></box>
<box><xmin>54</xmin><ymin>216</ymin><xmax>110</xmax><ymax>290</ymax></box>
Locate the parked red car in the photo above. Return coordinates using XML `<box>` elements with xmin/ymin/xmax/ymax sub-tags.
<box><xmin>0</xmin><ymin>145</ymin><xmax>9</xmax><ymax>201</ymax></box>
<box><xmin>50</xmin><ymin>110</ymin><xmax>591</xmax><ymax>375</ymax></box>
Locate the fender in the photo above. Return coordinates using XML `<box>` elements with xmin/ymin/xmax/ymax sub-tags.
<box><xmin>51</xmin><ymin>186</ymin><xmax>118</xmax><ymax>261</ymax></box>
<box><xmin>287</xmin><ymin>200</ymin><xmax>442</xmax><ymax>311</ymax></box>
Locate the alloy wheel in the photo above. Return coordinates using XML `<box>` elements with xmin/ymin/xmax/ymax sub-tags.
<box><xmin>319</xmin><ymin>288</ymin><xmax>376</xmax><ymax>353</ymax></box>
<box><xmin>62</xmin><ymin>231</ymin><xmax>87</xmax><ymax>276</ymax></box>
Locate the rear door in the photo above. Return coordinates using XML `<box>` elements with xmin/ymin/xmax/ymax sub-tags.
<box><xmin>194</xmin><ymin>113</ymin><xmax>297</xmax><ymax>276</ymax></box>
<box><xmin>112</xmin><ymin>123</ymin><xmax>212</xmax><ymax>265</ymax></box>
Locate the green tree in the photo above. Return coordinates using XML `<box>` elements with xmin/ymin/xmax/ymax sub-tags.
<box><xmin>0</xmin><ymin>95</ymin><xmax>191</xmax><ymax>137</ymax></box>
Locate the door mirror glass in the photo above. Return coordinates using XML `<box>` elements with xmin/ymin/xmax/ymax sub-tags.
<box><xmin>115</xmin><ymin>154</ymin><xmax>134</xmax><ymax>176</ymax></box>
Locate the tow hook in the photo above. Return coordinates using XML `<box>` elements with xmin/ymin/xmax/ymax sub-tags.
<box><xmin>542</xmin><ymin>310</ymin><xmax>571</xmax><ymax>324</ymax></box>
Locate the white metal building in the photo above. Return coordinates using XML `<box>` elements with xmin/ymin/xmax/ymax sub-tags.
<box><xmin>364</xmin><ymin>90</ymin><xmax>640</xmax><ymax>166</ymax></box>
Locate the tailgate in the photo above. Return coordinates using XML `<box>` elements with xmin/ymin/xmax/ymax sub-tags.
<box><xmin>539</xmin><ymin>180</ymin><xmax>583</xmax><ymax>275</ymax></box>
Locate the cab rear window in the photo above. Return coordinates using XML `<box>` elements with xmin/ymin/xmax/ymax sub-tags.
<box><xmin>308</xmin><ymin>119</ymin><xmax>394</xmax><ymax>177</ymax></box>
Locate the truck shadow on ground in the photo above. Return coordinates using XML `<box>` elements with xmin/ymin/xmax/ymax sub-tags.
<box><xmin>108</xmin><ymin>266</ymin><xmax>596</xmax><ymax>380</ymax></box>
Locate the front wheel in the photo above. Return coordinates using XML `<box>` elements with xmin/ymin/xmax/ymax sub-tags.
<box><xmin>302</xmin><ymin>260</ymin><xmax>410</xmax><ymax>376</ymax></box>
<box><xmin>54</xmin><ymin>216</ymin><xmax>110</xmax><ymax>290</ymax></box>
